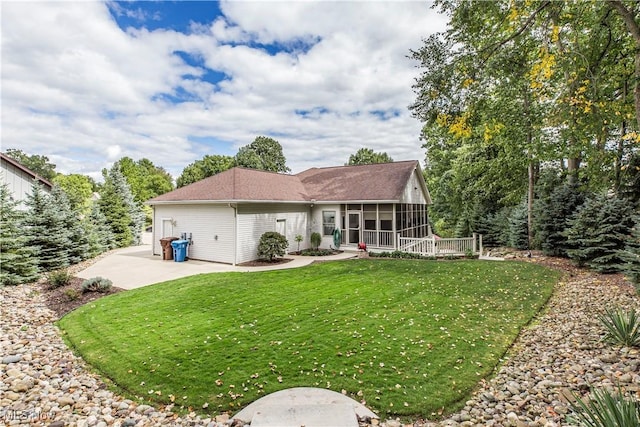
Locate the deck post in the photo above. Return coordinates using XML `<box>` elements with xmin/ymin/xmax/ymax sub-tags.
<box><xmin>479</xmin><ymin>234</ymin><xmax>483</xmax><ymax>256</ymax></box>
<box><xmin>472</xmin><ymin>233</ymin><xmax>477</xmax><ymax>254</ymax></box>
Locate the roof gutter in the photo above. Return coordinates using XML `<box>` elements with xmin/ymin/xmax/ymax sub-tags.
<box><xmin>146</xmin><ymin>199</ymin><xmax>313</xmax><ymax>206</ymax></box>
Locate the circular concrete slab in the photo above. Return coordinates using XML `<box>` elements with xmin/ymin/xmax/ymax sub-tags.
<box><xmin>232</xmin><ymin>387</ymin><xmax>378</xmax><ymax>426</ymax></box>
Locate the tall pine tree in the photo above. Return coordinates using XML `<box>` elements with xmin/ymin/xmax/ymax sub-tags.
<box><xmin>536</xmin><ymin>182</ymin><xmax>586</xmax><ymax>257</ymax></box>
<box><xmin>99</xmin><ymin>165</ymin><xmax>144</xmax><ymax>247</ymax></box>
<box><xmin>621</xmin><ymin>216</ymin><xmax>640</xmax><ymax>286</ymax></box>
<box><xmin>85</xmin><ymin>202</ymin><xmax>117</xmax><ymax>258</ymax></box>
<box><xmin>23</xmin><ymin>183</ymin><xmax>72</xmax><ymax>272</ymax></box>
<box><xmin>0</xmin><ymin>183</ymin><xmax>39</xmax><ymax>286</ymax></box>
<box><xmin>508</xmin><ymin>202</ymin><xmax>530</xmax><ymax>250</ymax></box>
<box><xmin>51</xmin><ymin>186</ymin><xmax>90</xmax><ymax>264</ymax></box>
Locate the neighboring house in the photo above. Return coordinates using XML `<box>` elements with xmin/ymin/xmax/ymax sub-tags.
<box><xmin>0</xmin><ymin>152</ymin><xmax>53</xmax><ymax>210</ymax></box>
<box><xmin>147</xmin><ymin>160</ymin><xmax>432</xmax><ymax>265</ymax></box>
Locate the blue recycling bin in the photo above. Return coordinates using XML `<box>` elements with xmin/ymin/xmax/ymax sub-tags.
<box><xmin>171</xmin><ymin>239</ymin><xmax>189</xmax><ymax>262</ymax></box>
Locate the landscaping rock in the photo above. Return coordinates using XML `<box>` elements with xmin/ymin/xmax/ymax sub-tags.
<box><xmin>2</xmin><ymin>354</ymin><xmax>23</xmax><ymax>364</ymax></box>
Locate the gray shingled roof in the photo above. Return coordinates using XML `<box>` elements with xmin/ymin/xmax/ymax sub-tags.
<box><xmin>148</xmin><ymin>167</ymin><xmax>309</xmax><ymax>203</ymax></box>
<box><xmin>148</xmin><ymin>161</ymin><xmax>423</xmax><ymax>204</ymax></box>
<box><xmin>297</xmin><ymin>161</ymin><xmax>418</xmax><ymax>202</ymax></box>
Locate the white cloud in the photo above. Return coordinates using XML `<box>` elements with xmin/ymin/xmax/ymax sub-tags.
<box><xmin>1</xmin><ymin>1</ymin><xmax>447</xmax><ymax>181</ymax></box>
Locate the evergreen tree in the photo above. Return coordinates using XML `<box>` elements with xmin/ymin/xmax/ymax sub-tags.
<box><xmin>619</xmin><ymin>152</ymin><xmax>640</xmax><ymax>208</ymax></box>
<box><xmin>85</xmin><ymin>202</ymin><xmax>117</xmax><ymax>258</ymax></box>
<box><xmin>536</xmin><ymin>182</ymin><xmax>586</xmax><ymax>257</ymax></box>
<box><xmin>51</xmin><ymin>186</ymin><xmax>90</xmax><ymax>264</ymax></box>
<box><xmin>508</xmin><ymin>202</ymin><xmax>529</xmax><ymax>250</ymax></box>
<box><xmin>23</xmin><ymin>183</ymin><xmax>72</xmax><ymax>272</ymax></box>
<box><xmin>99</xmin><ymin>165</ymin><xmax>144</xmax><ymax>247</ymax></box>
<box><xmin>0</xmin><ymin>183</ymin><xmax>39</xmax><ymax>286</ymax></box>
<box><xmin>621</xmin><ymin>216</ymin><xmax>640</xmax><ymax>286</ymax></box>
<box><xmin>476</xmin><ymin>208</ymin><xmax>510</xmax><ymax>248</ymax></box>
<box><xmin>565</xmin><ymin>194</ymin><xmax>636</xmax><ymax>273</ymax></box>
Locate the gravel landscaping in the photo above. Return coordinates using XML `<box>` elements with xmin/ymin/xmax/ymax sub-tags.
<box><xmin>1</xmin><ymin>256</ymin><xmax>638</xmax><ymax>427</ymax></box>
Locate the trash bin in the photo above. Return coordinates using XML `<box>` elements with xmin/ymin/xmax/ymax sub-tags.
<box><xmin>171</xmin><ymin>239</ymin><xmax>189</xmax><ymax>262</ymax></box>
<box><xmin>160</xmin><ymin>237</ymin><xmax>179</xmax><ymax>260</ymax></box>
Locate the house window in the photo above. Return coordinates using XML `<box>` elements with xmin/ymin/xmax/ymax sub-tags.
<box><xmin>322</xmin><ymin>211</ymin><xmax>336</xmax><ymax>235</ymax></box>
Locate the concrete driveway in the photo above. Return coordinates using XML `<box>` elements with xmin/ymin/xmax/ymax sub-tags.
<box><xmin>76</xmin><ymin>242</ymin><xmax>357</xmax><ymax>290</ymax></box>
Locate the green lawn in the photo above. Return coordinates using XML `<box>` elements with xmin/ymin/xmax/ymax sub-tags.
<box><xmin>58</xmin><ymin>259</ymin><xmax>559</xmax><ymax>418</ymax></box>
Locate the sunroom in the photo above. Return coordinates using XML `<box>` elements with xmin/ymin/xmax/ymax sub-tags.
<box><xmin>314</xmin><ymin>202</ymin><xmax>430</xmax><ymax>250</ymax></box>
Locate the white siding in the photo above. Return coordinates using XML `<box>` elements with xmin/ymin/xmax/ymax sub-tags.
<box><xmin>236</xmin><ymin>204</ymin><xmax>309</xmax><ymax>264</ymax></box>
<box><xmin>310</xmin><ymin>204</ymin><xmax>341</xmax><ymax>249</ymax></box>
<box><xmin>152</xmin><ymin>204</ymin><xmax>235</xmax><ymax>264</ymax></box>
<box><xmin>400</xmin><ymin>170</ymin><xmax>429</xmax><ymax>204</ymax></box>
<box><xmin>1</xmin><ymin>159</ymin><xmax>47</xmax><ymax>210</ymax></box>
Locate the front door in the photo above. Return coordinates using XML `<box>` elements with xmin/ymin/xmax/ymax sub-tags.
<box><xmin>347</xmin><ymin>212</ymin><xmax>361</xmax><ymax>244</ymax></box>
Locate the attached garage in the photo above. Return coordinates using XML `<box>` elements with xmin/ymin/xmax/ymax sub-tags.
<box><xmin>152</xmin><ymin>203</ymin><xmax>236</xmax><ymax>264</ymax></box>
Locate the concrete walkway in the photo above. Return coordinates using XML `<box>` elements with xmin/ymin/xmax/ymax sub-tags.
<box><xmin>77</xmin><ymin>243</ymin><xmax>358</xmax><ymax>290</ymax></box>
<box><xmin>233</xmin><ymin>387</ymin><xmax>378</xmax><ymax>427</ymax></box>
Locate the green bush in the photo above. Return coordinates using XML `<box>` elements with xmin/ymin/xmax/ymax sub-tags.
<box><xmin>295</xmin><ymin>234</ymin><xmax>303</xmax><ymax>252</ymax></box>
<box><xmin>47</xmin><ymin>269</ymin><xmax>73</xmax><ymax>289</ymax></box>
<box><xmin>599</xmin><ymin>307</ymin><xmax>640</xmax><ymax>348</ymax></box>
<box><xmin>81</xmin><ymin>277</ymin><xmax>113</xmax><ymax>293</ymax></box>
<box><xmin>300</xmin><ymin>249</ymin><xmax>335</xmax><ymax>256</ymax></box>
<box><xmin>568</xmin><ymin>386</ymin><xmax>640</xmax><ymax>427</ymax></box>
<box><xmin>64</xmin><ymin>288</ymin><xmax>81</xmax><ymax>301</ymax></box>
<box><xmin>310</xmin><ymin>232</ymin><xmax>322</xmax><ymax>250</ymax></box>
<box><xmin>257</xmin><ymin>231</ymin><xmax>288</xmax><ymax>261</ymax></box>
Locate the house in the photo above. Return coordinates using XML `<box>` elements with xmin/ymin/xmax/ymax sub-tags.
<box><xmin>0</xmin><ymin>152</ymin><xmax>53</xmax><ymax>210</ymax></box>
<box><xmin>147</xmin><ymin>160</ymin><xmax>431</xmax><ymax>264</ymax></box>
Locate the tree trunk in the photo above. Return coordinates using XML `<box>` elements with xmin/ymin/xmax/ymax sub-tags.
<box><xmin>608</xmin><ymin>0</ymin><xmax>640</xmax><ymax>130</ymax></box>
<box><xmin>528</xmin><ymin>156</ymin><xmax>535</xmax><ymax>248</ymax></box>
<box><xmin>550</xmin><ymin>11</ymin><xmax>582</xmax><ymax>183</ymax></box>
<box><xmin>523</xmin><ymin>91</ymin><xmax>535</xmax><ymax>249</ymax></box>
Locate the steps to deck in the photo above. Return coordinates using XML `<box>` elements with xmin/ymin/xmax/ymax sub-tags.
<box><xmin>232</xmin><ymin>387</ymin><xmax>378</xmax><ymax>427</ymax></box>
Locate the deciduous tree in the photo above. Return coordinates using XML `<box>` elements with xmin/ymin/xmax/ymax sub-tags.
<box><xmin>176</xmin><ymin>155</ymin><xmax>234</xmax><ymax>188</ymax></box>
<box><xmin>347</xmin><ymin>148</ymin><xmax>394</xmax><ymax>165</ymax></box>
<box><xmin>4</xmin><ymin>148</ymin><xmax>57</xmax><ymax>181</ymax></box>
<box><xmin>235</xmin><ymin>136</ymin><xmax>290</xmax><ymax>173</ymax></box>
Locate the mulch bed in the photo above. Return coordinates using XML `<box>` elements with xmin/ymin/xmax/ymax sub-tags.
<box><xmin>40</xmin><ymin>277</ymin><xmax>125</xmax><ymax>318</ymax></box>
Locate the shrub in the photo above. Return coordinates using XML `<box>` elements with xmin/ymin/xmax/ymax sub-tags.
<box><xmin>599</xmin><ymin>307</ymin><xmax>640</xmax><ymax>348</ymax></box>
<box><xmin>81</xmin><ymin>277</ymin><xmax>113</xmax><ymax>293</ymax></box>
<box><xmin>300</xmin><ymin>249</ymin><xmax>335</xmax><ymax>256</ymax></box>
<box><xmin>257</xmin><ymin>232</ymin><xmax>288</xmax><ymax>261</ymax></box>
<box><xmin>310</xmin><ymin>232</ymin><xmax>322</xmax><ymax>250</ymax></box>
<box><xmin>295</xmin><ymin>234</ymin><xmax>303</xmax><ymax>252</ymax></box>
<box><xmin>568</xmin><ymin>386</ymin><xmax>640</xmax><ymax>427</ymax></box>
<box><xmin>47</xmin><ymin>269</ymin><xmax>73</xmax><ymax>289</ymax></box>
<box><xmin>64</xmin><ymin>288</ymin><xmax>81</xmax><ymax>301</ymax></box>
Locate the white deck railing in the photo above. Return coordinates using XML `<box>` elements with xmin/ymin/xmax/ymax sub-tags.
<box><xmin>397</xmin><ymin>233</ymin><xmax>483</xmax><ymax>257</ymax></box>
<box><xmin>363</xmin><ymin>230</ymin><xmax>394</xmax><ymax>248</ymax></box>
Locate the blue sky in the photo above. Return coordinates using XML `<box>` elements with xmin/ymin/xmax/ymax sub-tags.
<box><xmin>2</xmin><ymin>1</ymin><xmax>447</xmax><ymax>179</ymax></box>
